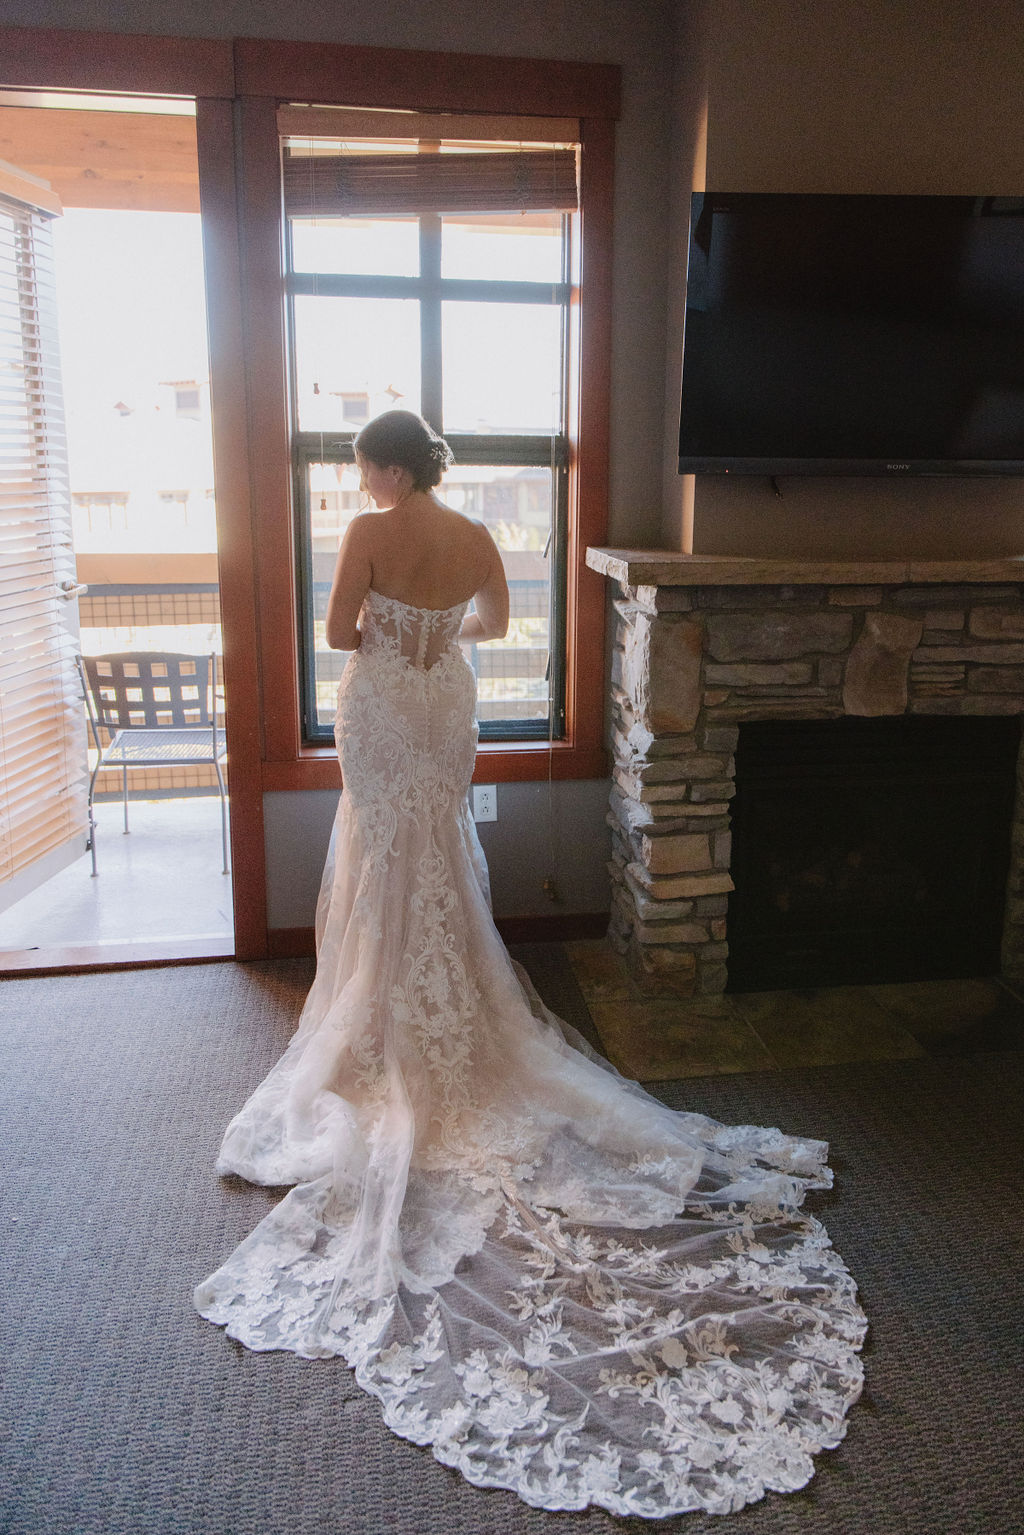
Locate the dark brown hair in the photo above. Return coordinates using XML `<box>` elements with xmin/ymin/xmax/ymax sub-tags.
<box><xmin>354</xmin><ymin>410</ymin><xmax>454</xmax><ymax>491</ymax></box>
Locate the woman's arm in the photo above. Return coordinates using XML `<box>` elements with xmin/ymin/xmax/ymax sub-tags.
<box><xmin>459</xmin><ymin>530</ymin><xmax>510</xmax><ymax>643</ymax></box>
<box><xmin>325</xmin><ymin>516</ymin><xmax>375</xmax><ymax>650</ymax></box>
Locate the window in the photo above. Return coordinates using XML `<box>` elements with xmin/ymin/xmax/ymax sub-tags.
<box><xmin>282</xmin><ymin>114</ymin><xmax>579</xmax><ymax>744</ymax></box>
<box><xmin>337</xmin><ymin>390</ymin><xmax>369</xmax><ymax>424</ymax></box>
<box><xmin>72</xmin><ymin>489</ymin><xmax>129</xmax><ymax>535</ymax></box>
<box><xmin>159</xmin><ymin>378</ymin><xmax>203</xmax><ymax>419</ymax></box>
<box><xmin>232</xmin><ymin>54</ymin><xmax>615</xmax><ymax>794</ymax></box>
<box><xmin>173</xmin><ymin>383</ymin><xmax>201</xmax><ymax>419</ymax></box>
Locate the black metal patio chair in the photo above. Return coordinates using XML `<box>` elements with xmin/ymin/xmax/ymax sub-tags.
<box><xmin>77</xmin><ymin>652</ymin><xmax>229</xmax><ymax>878</ymax></box>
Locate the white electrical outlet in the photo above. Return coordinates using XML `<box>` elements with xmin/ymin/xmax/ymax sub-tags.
<box><xmin>472</xmin><ymin>784</ymin><xmax>497</xmax><ymax>822</ymax></box>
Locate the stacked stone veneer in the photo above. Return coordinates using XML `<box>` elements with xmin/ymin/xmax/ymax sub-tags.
<box><xmin>608</xmin><ymin>579</ymin><xmax>1024</xmax><ymax>995</ymax></box>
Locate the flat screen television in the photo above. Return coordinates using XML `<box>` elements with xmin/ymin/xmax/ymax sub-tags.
<box><xmin>678</xmin><ymin>192</ymin><xmax>1024</xmax><ymax>475</ymax></box>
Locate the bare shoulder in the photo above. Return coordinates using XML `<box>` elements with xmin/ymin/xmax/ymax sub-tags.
<box><xmin>466</xmin><ymin>516</ymin><xmax>501</xmax><ymax>553</ymax></box>
<box><xmin>429</xmin><ymin>505</ymin><xmax>498</xmax><ymax>560</ymax></box>
<box><xmin>344</xmin><ymin>510</ymin><xmax>384</xmax><ymax>544</ymax></box>
<box><xmin>340</xmin><ymin>510</ymin><xmax>388</xmax><ymax>566</ymax></box>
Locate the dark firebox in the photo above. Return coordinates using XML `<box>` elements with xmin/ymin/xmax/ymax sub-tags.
<box><xmin>727</xmin><ymin>715</ymin><xmax>1020</xmax><ymax>992</ymax></box>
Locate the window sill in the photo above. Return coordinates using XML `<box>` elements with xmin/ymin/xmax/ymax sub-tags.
<box><xmin>260</xmin><ymin>737</ymin><xmax>607</xmax><ymax>792</ymax></box>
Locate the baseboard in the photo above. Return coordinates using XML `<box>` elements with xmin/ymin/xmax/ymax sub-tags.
<box><xmin>267</xmin><ymin>911</ymin><xmax>610</xmax><ymax>960</ymax></box>
<box><xmin>0</xmin><ymin>913</ymin><xmax>613</xmax><ymax>976</ymax></box>
<box><xmin>495</xmin><ymin>912</ymin><xmax>610</xmax><ymax>943</ymax></box>
<box><xmin>266</xmin><ymin>927</ymin><xmax>318</xmax><ymax>958</ymax></box>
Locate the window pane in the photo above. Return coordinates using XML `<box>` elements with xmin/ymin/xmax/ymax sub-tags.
<box><xmin>290</xmin><ymin>216</ymin><xmax>420</xmax><ymax>277</ymax></box>
<box><xmin>307</xmin><ymin>461</ymin><xmax>364</xmax><ymax>728</ymax></box>
<box><xmin>444</xmin><ymin>465</ymin><xmax>554</xmax><ymax>725</ymax></box>
<box><xmin>293</xmin><ymin>295</ymin><xmax>420</xmax><ymax>432</ymax></box>
<box><xmin>442</xmin><ymin>302</ymin><xmax>562</xmax><ymax>433</ymax></box>
<box><xmin>305</xmin><ymin>461</ymin><xmax>554</xmax><ymax>730</ymax></box>
<box><xmin>441</xmin><ymin>212</ymin><xmax>563</xmax><ymax>283</ymax></box>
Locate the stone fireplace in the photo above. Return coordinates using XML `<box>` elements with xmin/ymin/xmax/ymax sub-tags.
<box><xmin>585</xmin><ymin>550</ymin><xmax>1024</xmax><ymax>996</ymax></box>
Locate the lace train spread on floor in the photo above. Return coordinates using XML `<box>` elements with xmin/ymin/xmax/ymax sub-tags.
<box><xmin>195</xmin><ymin>591</ymin><xmax>866</xmax><ymax>1519</ymax></box>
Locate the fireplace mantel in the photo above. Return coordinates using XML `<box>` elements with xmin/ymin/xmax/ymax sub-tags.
<box><xmin>586</xmin><ymin>546</ymin><xmax>1024</xmax><ymax>996</ymax></box>
<box><xmin>586</xmin><ymin>549</ymin><xmax>1024</xmax><ymax>588</ymax></box>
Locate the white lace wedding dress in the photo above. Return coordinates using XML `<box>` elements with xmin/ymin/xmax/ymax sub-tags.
<box><xmin>195</xmin><ymin>590</ymin><xmax>866</xmax><ymax>1519</ymax></box>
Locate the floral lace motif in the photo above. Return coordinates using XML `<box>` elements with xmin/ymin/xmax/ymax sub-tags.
<box><xmin>196</xmin><ymin>592</ymin><xmax>867</xmax><ymax>1518</ymax></box>
<box><xmin>196</xmin><ymin>1183</ymin><xmax>865</xmax><ymax>1518</ymax></box>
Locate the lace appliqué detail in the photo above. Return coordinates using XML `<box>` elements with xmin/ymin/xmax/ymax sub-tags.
<box><xmin>196</xmin><ymin>590</ymin><xmax>867</xmax><ymax>1519</ymax></box>
<box><xmin>197</xmin><ymin>1184</ymin><xmax>865</xmax><ymax>1518</ymax></box>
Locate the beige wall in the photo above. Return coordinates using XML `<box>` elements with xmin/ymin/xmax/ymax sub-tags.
<box><xmin>706</xmin><ymin>0</ymin><xmax>1024</xmax><ymax>197</ymax></box>
<box><xmin>265</xmin><ymin>780</ymin><xmax>613</xmax><ymax>928</ymax></box>
<box><xmin>676</xmin><ymin>0</ymin><xmax>1024</xmax><ymax>558</ymax></box>
<box><xmin>661</xmin><ymin>0</ymin><xmax>710</xmax><ymax>550</ymax></box>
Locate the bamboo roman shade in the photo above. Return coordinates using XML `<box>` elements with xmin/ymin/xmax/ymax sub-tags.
<box><xmin>0</xmin><ymin>175</ymin><xmax>87</xmax><ymax>904</ymax></box>
<box><xmin>281</xmin><ymin>147</ymin><xmax>578</xmax><ymax>218</ymax></box>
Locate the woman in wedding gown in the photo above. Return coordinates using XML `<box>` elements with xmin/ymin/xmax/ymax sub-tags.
<box><xmin>195</xmin><ymin>410</ymin><xmax>866</xmax><ymax>1518</ymax></box>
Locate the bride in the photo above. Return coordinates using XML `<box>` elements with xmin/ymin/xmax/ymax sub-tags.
<box><xmin>195</xmin><ymin>410</ymin><xmax>866</xmax><ymax>1519</ymax></box>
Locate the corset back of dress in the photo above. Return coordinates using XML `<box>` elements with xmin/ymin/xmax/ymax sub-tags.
<box><xmin>360</xmin><ymin>590</ymin><xmax>468</xmax><ymax>672</ymax></box>
<box><xmin>335</xmin><ymin>589</ymin><xmax>477</xmax><ymax>825</ymax></box>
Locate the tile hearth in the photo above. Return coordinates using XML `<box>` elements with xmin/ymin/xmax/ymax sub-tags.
<box><xmin>564</xmin><ymin>940</ymin><xmax>1024</xmax><ymax>1084</ymax></box>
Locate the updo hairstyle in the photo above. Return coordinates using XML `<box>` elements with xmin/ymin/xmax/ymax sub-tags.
<box><xmin>354</xmin><ymin>409</ymin><xmax>454</xmax><ymax>492</ymax></box>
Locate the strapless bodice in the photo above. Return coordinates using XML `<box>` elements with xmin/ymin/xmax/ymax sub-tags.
<box><xmin>334</xmin><ymin>588</ymin><xmax>478</xmax><ymax>828</ymax></box>
<box><xmin>359</xmin><ymin>589</ymin><xmax>470</xmax><ymax>672</ymax></box>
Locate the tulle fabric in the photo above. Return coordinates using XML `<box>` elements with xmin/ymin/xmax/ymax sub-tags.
<box><xmin>195</xmin><ymin>589</ymin><xmax>866</xmax><ymax>1518</ymax></box>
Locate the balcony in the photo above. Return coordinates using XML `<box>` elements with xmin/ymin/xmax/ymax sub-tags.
<box><xmin>0</xmin><ymin>793</ymin><xmax>233</xmax><ymax>961</ymax></box>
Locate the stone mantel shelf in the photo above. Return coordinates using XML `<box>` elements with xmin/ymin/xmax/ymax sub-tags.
<box><xmin>586</xmin><ymin>548</ymin><xmax>1024</xmax><ymax>588</ymax></box>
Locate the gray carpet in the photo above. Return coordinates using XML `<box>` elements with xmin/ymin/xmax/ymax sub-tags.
<box><xmin>1</xmin><ymin>956</ymin><xmax>1022</xmax><ymax>1535</ymax></box>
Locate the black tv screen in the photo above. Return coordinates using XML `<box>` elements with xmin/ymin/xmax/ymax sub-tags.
<box><xmin>678</xmin><ymin>192</ymin><xmax>1024</xmax><ymax>475</ymax></box>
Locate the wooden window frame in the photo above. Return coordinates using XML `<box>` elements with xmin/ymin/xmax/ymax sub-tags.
<box><xmin>235</xmin><ymin>41</ymin><xmax>617</xmax><ymax>791</ymax></box>
<box><xmin>0</xmin><ymin>25</ymin><xmax>269</xmax><ymax>955</ymax></box>
<box><xmin>0</xmin><ymin>26</ymin><xmax>618</xmax><ymax>958</ymax></box>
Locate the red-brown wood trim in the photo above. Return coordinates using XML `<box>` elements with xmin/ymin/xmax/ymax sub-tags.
<box><xmin>259</xmin><ymin>754</ymin><xmax>340</xmax><ymax>793</ymax></box>
<box><xmin>196</xmin><ymin>96</ymin><xmax>269</xmax><ymax>960</ymax></box>
<box><xmin>0</xmin><ymin>25</ymin><xmax>234</xmax><ymax>97</ymax></box>
<box><xmin>0</xmin><ymin>937</ymin><xmax>234</xmax><ymax>976</ymax></box>
<box><xmin>237</xmin><ymin>94</ymin><xmax>303</xmax><ymax>765</ymax></box>
<box><xmin>233</xmin><ymin>37</ymin><xmax>620</xmax><ymax>119</ymax></box>
<box><xmin>474</xmin><ymin>742</ymin><xmax>607</xmax><ymax>783</ymax></box>
<box><xmin>267</xmin><ymin>927</ymin><xmax>317</xmax><ymax>959</ymax></box>
<box><xmin>240</xmin><ymin>72</ymin><xmax>614</xmax><ymax>785</ymax></box>
<box><xmin>260</xmin><ymin>739</ymin><xmax>608</xmax><ymax>792</ymax></box>
<box><xmin>495</xmin><ymin>911</ymin><xmax>610</xmax><ymax>943</ymax></box>
<box><xmin>268</xmin><ymin>910</ymin><xmax>609</xmax><ymax>959</ymax></box>
<box><xmin>567</xmin><ymin>115</ymin><xmax>615</xmax><ymax>764</ymax></box>
<box><xmin>243</xmin><ymin>93</ymin><xmax>613</xmax><ymax>790</ymax></box>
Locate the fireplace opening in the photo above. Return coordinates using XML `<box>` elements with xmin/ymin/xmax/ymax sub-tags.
<box><xmin>727</xmin><ymin>715</ymin><xmax>1020</xmax><ymax>992</ymax></box>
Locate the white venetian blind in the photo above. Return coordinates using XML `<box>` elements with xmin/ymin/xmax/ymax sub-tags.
<box><xmin>281</xmin><ymin>147</ymin><xmax>578</xmax><ymax>217</ymax></box>
<box><xmin>0</xmin><ymin>165</ymin><xmax>87</xmax><ymax>905</ymax></box>
<box><xmin>278</xmin><ymin>107</ymin><xmax>580</xmax><ymax>218</ymax></box>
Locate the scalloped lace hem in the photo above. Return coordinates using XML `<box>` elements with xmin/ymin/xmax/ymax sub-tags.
<box><xmin>196</xmin><ymin>1183</ymin><xmax>866</xmax><ymax>1519</ymax></box>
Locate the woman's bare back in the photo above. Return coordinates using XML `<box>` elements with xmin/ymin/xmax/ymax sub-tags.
<box><xmin>366</xmin><ymin>500</ymin><xmax>492</xmax><ymax>610</ymax></box>
<box><xmin>325</xmin><ymin>492</ymin><xmax>509</xmax><ymax>650</ymax></box>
